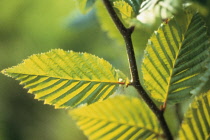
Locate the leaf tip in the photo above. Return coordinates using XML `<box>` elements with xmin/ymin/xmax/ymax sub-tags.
<box><xmin>1</xmin><ymin>68</ymin><xmax>11</xmax><ymax>77</ymax></box>
<box><xmin>1</xmin><ymin>69</ymin><xmax>6</xmax><ymax>75</ymax></box>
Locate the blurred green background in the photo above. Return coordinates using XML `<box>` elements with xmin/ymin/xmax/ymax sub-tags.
<box><xmin>0</xmin><ymin>0</ymin><xmax>130</xmax><ymax>140</ymax></box>
<box><xmin>1</xmin><ymin>0</ymin><xmax>210</xmax><ymax>140</ymax></box>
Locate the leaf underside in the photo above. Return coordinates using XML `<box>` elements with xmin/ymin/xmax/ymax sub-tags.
<box><xmin>70</xmin><ymin>95</ymin><xmax>161</xmax><ymax>140</ymax></box>
<box><xmin>142</xmin><ymin>12</ymin><xmax>210</xmax><ymax>104</ymax></box>
<box><xmin>2</xmin><ymin>49</ymin><xmax>127</xmax><ymax>109</ymax></box>
<box><xmin>179</xmin><ymin>91</ymin><xmax>210</xmax><ymax>140</ymax></box>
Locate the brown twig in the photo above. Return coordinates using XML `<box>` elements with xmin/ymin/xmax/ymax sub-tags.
<box><xmin>102</xmin><ymin>0</ymin><xmax>173</xmax><ymax>139</ymax></box>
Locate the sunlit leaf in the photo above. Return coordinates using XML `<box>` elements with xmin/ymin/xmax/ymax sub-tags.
<box><xmin>141</xmin><ymin>12</ymin><xmax>210</xmax><ymax>104</ymax></box>
<box><xmin>114</xmin><ymin>1</ymin><xmax>135</xmax><ymax>20</ymax></box>
<box><xmin>96</xmin><ymin>0</ymin><xmax>150</xmax><ymax>47</ymax></box>
<box><xmin>2</xmin><ymin>49</ymin><xmax>128</xmax><ymax>109</ymax></box>
<box><xmin>70</xmin><ymin>95</ymin><xmax>162</xmax><ymax>140</ymax></box>
<box><xmin>121</xmin><ymin>0</ymin><xmax>143</xmax><ymax>15</ymax></box>
<box><xmin>109</xmin><ymin>0</ymin><xmax>142</xmax><ymax>14</ymax></box>
<box><xmin>179</xmin><ymin>91</ymin><xmax>210</xmax><ymax>140</ymax></box>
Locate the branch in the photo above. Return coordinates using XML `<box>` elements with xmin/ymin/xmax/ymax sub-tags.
<box><xmin>102</xmin><ymin>0</ymin><xmax>173</xmax><ymax>139</ymax></box>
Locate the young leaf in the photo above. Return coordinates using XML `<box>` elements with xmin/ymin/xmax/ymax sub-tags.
<box><xmin>96</xmin><ymin>0</ymin><xmax>150</xmax><ymax>47</ymax></box>
<box><xmin>108</xmin><ymin>0</ymin><xmax>142</xmax><ymax>15</ymax></box>
<box><xmin>119</xmin><ymin>0</ymin><xmax>143</xmax><ymax>15</ymax></box>
<box><xmin>76</xmin><ymin>0</ymin><xmax>97</xmax><ymax>13</ymax></box>
<box><xmin>113</xmin><ymin>1</ymin><xmax>135</xmax><ymax>20</ymax></box>
<box><xmin>1</xmin><ymin>49</ymin><xmax>128</xmax><ymax>109</ymax></box>
<box><xmin>141</xmin><ymin>12</ymin><xmax>210</xmax><ymax>104</ymax></box>
<box><xmin>70</xmin><ymin>95</ymin><xmax>162</xmax><ymax>140</ymax></box>
<box><xmin>179</xmin><ymin>91</ymin><xmax>210</xmax><ymax>140</ymax></box>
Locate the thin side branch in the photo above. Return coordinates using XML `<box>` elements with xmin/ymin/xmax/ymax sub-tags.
<box><xmin>102</xmin><ymin>0</ymin><xmax>173</xmax><ymax>139</ymax></box>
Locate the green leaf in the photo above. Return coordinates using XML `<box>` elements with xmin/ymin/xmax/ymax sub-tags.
<box><xmin>2</xmin><ymin>49</ymin><xmax>128</xmax><ymax>109</ymax></box>
<box><xmin>70</xmin><ymin>95</ymin><xmax>162</xmax><ymax>140</ymax></box>
<box><xmin>121</xmin><ymin>0</ymin><xmax>143</xmax><ymax>15</ymax></box>
<box><xmin>113</xmin><ymin>1</ymin><xmax>135</xmax><ymax>20</ymax></box>
<box><xmin>179</xmin><ymin>91</ymin><xmax>210</xmax><ymax>140</ymax></box>
<box><xmin>76</xmin><ymin>0</ymin><xmax>96</xmax><ymax>13</ymax></box>
<box><xmin>109</xmin><ymin>0</ymin><xmax>142</xmax><ymax>15</ymax></box>
<box><xmin>96</xmin><ymin>0</ymin><xmax>150</xmax><ymax>47</ymax></box>
<box><xmin>141</xmin><ymin>12</ymin><xmax>210</xmax><ymax>104</ymax></box>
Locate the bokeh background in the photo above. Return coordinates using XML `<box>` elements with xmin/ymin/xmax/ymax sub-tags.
<box><xmin>1</xmin><ymin>0</ymin><xmax>210</xmax><ymax>140</ymax></box>
<box><xmin>0</xmin><ymin>0</ymin><xmax>130</xmax><ymax>140</ymax></box>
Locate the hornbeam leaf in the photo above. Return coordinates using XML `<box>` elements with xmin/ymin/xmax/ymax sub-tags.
<box><xmin>1</xmin><ymin>49</ymin><xmax>128</xmax><ymax>109</ymax></box>
<box><xmin>179</xmin><ymin>91</ymin><xmax>210</xmax><ymax>140</ymax></box>
<box><xmin>116</xmin><ymin>0</ymin><xmax>143</xmax><ymax>15</ymax></box>
<box><xmin>109</xmin><ymin>0</ymin><xmax>142</xmax><ymax>15</ymax></box>
<box><xmin>141</xmin><ymin>12</ymin><xmax>210</xmax><ymax>104</ymax></box>
<box><xmin>114</xmin><ymin>1</ymin><xmax>135</xmax><ymax>20</ymax></box>
<box><xmin>70</xmin><ymin>96</ymin><xmax>162</xmax><ymax>140</ymax></box>
<box><xmin>96</xmin><ymin>0</ymin><xmax>148</xmax><ymax>46</ymax></box>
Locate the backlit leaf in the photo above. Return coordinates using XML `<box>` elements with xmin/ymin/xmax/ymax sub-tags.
<box><xmin>114</xmin><ymin>1</ymin><xmax>135</xmax><ymax>20</ymax></box>
<box><xmin>109</xmin><ymin>0</ymin><xmax>142</xmax><ymax>15</ymax></box>
<box><xmin>141</xmin><ymin>12</ymin><xmax>210</xmax><ymax>104</ymax></box>
<box><xmin>119</xmin><ymin>0</ymin><xmax>143</xmax><ymax>15</ymax></box>
<box><xmin>179</xmin><ymin>91</ymin><xmax>210</xmax><ymax>140</ymax></box>
<box><xmin>96</xmin><ymin>0</ymin><xmax>150</xmax><ymax>46</ymax></box>
<box><xmin>70</xmin><ymin>95</ymin><xmax>162</xmax><ymax>140</ymax></box>
<box><xmin>2</xmin><ymin>49</ymin><xmax>128</xmax><ymax>109</ymax></box>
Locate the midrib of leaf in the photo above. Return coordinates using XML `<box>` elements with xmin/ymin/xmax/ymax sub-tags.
<box><xmin>163</xmin><ymin>18</ymin><xmax>184</xmax><ymax>104</ymax></box>
<box><xmin>8</xmin><ymin>73</ymin><xmax>121</xmax><ymax>107</ymax></box>
<box><xmin>70</xmin><ymin>96</ymin><xmax>161</xmax><ymax>140</ymax></box>
<box><xmin>2</xmin><ymin>49</ymin><xmax>128</xmax><ymax>108</ymax></box>
<box><xmin>143</xmin><ymin>18</ymin><xmax>183</xmax><ymax>102</ymax></box>
<box><xmin>74</xmin><ymin>116</ymin><xmax>160</xmax><ymax>135</ymax></box>
<box><xmin>3</xmin><ymin>49</ymin><xmax>120</xmax><ymax>82</ymax></box>
<box><xmin>142</xmin><ymin>12</ymin><xmax>210</xmax><ymax>103</ymax></box>
<box><xmin>7</xmin><ymin>73</ymin><xmax>125</xmax><ymax>84</ymax></box>
<box><xmin>179</xmin><ymin>91</ymin><xmax>210</xmax><ymax>140</ymax></box>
